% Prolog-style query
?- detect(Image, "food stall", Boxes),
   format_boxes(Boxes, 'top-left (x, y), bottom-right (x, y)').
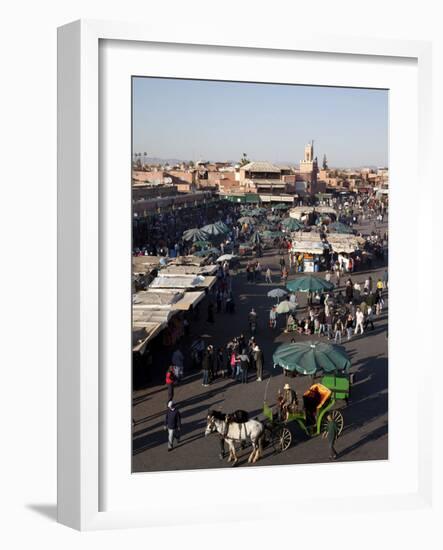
top-left (290, 236), bottom-right (327, 272)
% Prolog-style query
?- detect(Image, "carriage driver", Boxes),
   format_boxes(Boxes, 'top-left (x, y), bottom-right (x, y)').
top-left (278, 383), bottom-right (298, 421)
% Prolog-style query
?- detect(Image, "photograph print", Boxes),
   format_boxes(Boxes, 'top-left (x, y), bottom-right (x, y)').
top-left (131, 77), bottom-right (388, 472)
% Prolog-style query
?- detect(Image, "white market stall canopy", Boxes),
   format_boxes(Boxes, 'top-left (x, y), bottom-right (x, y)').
top-left (159, 264), bottom-right (218, 276)
top-left (291, 240), bottom-right (327, 255)
top-left (168, 255), bottom-right (208, 267)
top-left (293, 231), bottom-right (325, 241)
top-left (133, 290), bottom-right (184, 308)
top-left (149, 274), bottom-right (205, 289)
top-left (132, 307), bottom-right (178, 325)
top-left (132, 255), bottom-right (162, 275)
top-left (289, 206), bottom-right (337, 220)
top-left (172, 290), bottom-right (206, 311)
top-left (134, 287), bottom-right (205, 313)
top-left (327, 234), bottom-right (365, 254)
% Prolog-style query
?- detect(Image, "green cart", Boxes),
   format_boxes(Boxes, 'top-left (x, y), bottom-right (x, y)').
top-left (263, 374), bottom-right (350, 453)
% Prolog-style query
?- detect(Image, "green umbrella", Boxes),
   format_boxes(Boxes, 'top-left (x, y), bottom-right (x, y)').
top-left (281, 218), bottom-right (304, 231)
top-left (267, 215), bottom-right (281, 222)
top-left (286, 275), bottom-right (334, 293)
top-left (273, 341), bottom-right (351, 375)
top-left (263, 230), bottom-right (284, 239)
top-left (329, 222), bottom-right (353, 234)
top-left (272, 203), bottom-right (290, 210)
top-left (201, 223), bottom-right (225, 236)
top-left (214, 221), bottom-right (230, 234)
top-left (183, 228), bottom-right (209, 242)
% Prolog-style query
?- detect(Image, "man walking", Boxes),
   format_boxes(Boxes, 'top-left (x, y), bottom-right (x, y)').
top-left (253, 343), bottom-right (264, 382)
top-left (322, 412), bottom-right (338, 460)
top-left (265, 266), bottom-right (272, 284)
top-left (354, 307), bottom-right (364, 335)
top-left (269, 306), bottom-right (277, 329)
top-left (165, 401), bottom-right (181, 452)
top-left (172, 348), bottom-right (184, 381)
top-left (364, 305), bottom-right (375, 330)
top-left (334, 317), bottom-right (343, 344)
top-left (240, 352), bottom-right (249, 384)
top-left (202, 349), bottom-right (210, 387)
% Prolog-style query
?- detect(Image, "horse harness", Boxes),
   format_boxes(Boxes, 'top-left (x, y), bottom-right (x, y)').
top-left (223, 410), bottom-right (249, 440)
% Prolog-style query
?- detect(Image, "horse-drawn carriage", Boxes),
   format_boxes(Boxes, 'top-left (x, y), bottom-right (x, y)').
top-left (205, 342), bottom-right (352, 465)
top-left (263, 373), bottom-right (350, 453)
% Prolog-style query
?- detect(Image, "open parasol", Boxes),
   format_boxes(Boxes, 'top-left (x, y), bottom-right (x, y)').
top-left (286, 275), bottom-right (334, 293)
top-left (273, 341), bottom-right (351, 376)
top-left (183, 228), bottom-right (209, 242)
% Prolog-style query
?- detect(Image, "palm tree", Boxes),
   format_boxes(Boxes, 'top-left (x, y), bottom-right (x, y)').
top-left (240, 153), bottom-right (250, 166)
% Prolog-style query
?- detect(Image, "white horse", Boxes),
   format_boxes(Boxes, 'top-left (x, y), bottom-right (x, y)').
top-left (205, 411), bottom-right (264, 465)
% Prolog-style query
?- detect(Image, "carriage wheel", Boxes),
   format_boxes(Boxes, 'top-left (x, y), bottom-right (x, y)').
top-left (272, 426), bottom-right (292, 453)
top-left (321, 410), bottom-right (344, 436)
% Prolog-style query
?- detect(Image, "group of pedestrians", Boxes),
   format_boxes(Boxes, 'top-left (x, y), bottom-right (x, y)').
top-left (198, 334), bottom-right (265, 386)
top-left (245, 261), bottom-right (263, 283)
top-left (276, 273), bottom-right (387, 344)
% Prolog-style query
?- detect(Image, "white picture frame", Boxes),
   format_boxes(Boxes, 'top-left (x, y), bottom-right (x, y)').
top-left (58, 19), bottom-right (434, 531)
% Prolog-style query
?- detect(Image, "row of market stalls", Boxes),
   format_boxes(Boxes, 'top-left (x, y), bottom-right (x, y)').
top-left (289, 231), bottom-right (366, 272)
top-left (132, 254), bottom-right (218, 365)
top-left (289, 206), bottom-right (337, 224)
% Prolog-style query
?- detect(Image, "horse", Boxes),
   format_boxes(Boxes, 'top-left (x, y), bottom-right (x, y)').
top-left (205, 410), bottom-right (264, 466)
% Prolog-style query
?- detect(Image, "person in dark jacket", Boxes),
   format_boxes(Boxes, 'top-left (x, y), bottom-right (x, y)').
top-left (345, 280), bottom-right (354, 303)
top-left (239, 351), bottom-right (249, 383)
top-left (165, 401), bottom-right (181, 451)
top-left (322, 412), bottom-right (338, 460)
top-left (207, 345), bottom-right (215, 381)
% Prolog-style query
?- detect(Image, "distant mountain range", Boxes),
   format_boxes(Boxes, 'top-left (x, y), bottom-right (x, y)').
top-left (134, 157), bottom-right (186, 165)
top-left (134, 156), bottom-right (385, 171)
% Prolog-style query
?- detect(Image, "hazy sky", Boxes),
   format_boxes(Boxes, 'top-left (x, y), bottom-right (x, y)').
top-left (132, 77), bottom-right (388, 168)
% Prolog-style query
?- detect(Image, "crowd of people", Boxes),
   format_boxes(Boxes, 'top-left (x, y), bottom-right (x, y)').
top-left (271, 271), bottom-right (388, 344)
top-left (140, 193), bottom-right (389, 459)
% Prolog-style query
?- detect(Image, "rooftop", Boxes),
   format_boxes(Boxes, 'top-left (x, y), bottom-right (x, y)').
top-left (241, 161), bottom-right (281, 173)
